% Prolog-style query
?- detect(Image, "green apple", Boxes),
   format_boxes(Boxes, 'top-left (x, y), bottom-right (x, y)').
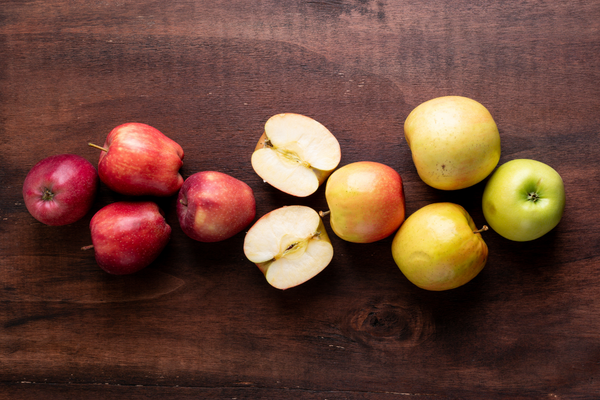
top-left (404, 96), bottom-right (501, 190)
top-left (324, 161), bottom-right (405, 243)
top-left (482, 159), bottom-right (566, 241)
top-left (392, 202), bottom-right (488, 291)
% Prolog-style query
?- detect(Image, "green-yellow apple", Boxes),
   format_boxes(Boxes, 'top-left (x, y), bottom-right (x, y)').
top-left (89, 122), bottom-right (184, 197)
top-left (243, 205), bottom-right (333, 290)
top-left (251, 113), bottom-right (341, 197)
top-left (324, 161), bottom-right (405, 243)
top-left (392, 202), bottom-right (488, 291)
top-left (23, 154), bottom-right (99, 226)
top-left (84, 201), bottom-right (171, 275)
top-left (404, 96), bottom-right (501, 190)
top-left (177, 171), bottom-right (256, 242)
top-left (482, 159), bottom-right (566, 241)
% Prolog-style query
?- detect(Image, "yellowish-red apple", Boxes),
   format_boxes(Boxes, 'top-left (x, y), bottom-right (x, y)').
top-left (324, 161), bottom-right (405, 243)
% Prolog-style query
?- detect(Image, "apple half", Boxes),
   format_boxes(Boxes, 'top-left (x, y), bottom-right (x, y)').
top-left (243, 205), bottom-right (334, 289)
top-left (251, 113), bottom-right (341, 197)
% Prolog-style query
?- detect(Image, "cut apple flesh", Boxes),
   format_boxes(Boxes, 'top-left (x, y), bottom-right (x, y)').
top-left (243, 205), bottom-right (334, 289)
top-left (251, 113), bottom-right (341, 197)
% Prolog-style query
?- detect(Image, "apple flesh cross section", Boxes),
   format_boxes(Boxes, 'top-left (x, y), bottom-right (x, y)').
top-left (251, 113), bottom-right (341, 197)
top-left (243, 205), bottom-right (334, 290)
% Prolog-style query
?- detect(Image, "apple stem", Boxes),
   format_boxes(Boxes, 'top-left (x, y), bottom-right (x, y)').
top-left (81, 245), bottom-right (94, 251)
top-left (319, 210), bottom-right (330, 218)
top-left (473, 225), bottom-right (489, 234)
top-left (88, 143), bottom-right (108, 152)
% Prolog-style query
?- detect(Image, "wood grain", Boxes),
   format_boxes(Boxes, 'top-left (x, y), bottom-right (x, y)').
top-left (2, 0), bottom-right (600, 398)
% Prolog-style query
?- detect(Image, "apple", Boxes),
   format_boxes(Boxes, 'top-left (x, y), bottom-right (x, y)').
top-left (404, 96), bottom-right (501, 190)
top-left (22, 154), bottom-right (99, 226)
top-left (251, 113), bottom-right (341, 197)
top-left (243, 205), bottom-right (333, 290)
top-left (88, 122), bottom-right (184, 197)
top-left (177, 171), bottom-right (256, 242)
top-left (392, 202), bottom-right (488, 291)
top-left (84, 201), bottom-right (171, 275)
top-left (482, 159), bottom-right (566, 241)
top-left (323, 161), bottom-right (405, 243)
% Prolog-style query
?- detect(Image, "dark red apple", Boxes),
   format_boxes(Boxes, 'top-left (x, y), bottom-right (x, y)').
top-left (86, 201), bottom-right (171, 275)
top-left (22, 154), bottom-right (99, 226)
top-left (89, 123), bottom-right (184, 197)
top-left (177, 171), bottom-right (256, 242)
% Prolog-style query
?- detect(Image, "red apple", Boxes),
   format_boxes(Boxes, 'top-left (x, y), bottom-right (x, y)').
top-left (177, 171), bottom-right (256, 242)
top-left (22, 154), bottom-right (99, 226)
top-left (89, 123), bottom-right (184, 197)
top-left (86, 201), bottom-right (171, 275)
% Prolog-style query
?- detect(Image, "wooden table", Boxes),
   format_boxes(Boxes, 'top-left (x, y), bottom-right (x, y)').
top-left (2, 1), bottom-right (599, 398)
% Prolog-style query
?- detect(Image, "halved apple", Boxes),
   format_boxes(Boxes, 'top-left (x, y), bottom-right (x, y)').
top-left (243, 205), bottom-right (334, 290)
top-left (251, 113), bottom-right (341, 197)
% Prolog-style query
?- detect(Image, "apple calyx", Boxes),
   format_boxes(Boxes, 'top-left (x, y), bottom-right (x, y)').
top-left (473, 225), bottom-right (489, 234)
top-left (41, 188), bottom-right (55, 201)
top-left (88, 143), bottom-right (109, 152)
top-left (527, 192), bottom-right (540, 202)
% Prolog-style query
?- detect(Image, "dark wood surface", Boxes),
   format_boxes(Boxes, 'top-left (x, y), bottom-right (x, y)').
top-left (2, 1), bottom-right (599, 398)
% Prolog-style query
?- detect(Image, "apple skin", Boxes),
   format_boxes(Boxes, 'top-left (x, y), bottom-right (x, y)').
top-left (325, 161), bottom-right (405, 243)
top-left (92, 122), bottom-right (184, 197)
top-left (392, 202), bottom-right (488, 291)
top-left (88, 201), bottom-right (171, 275)
top-left (22, 154), bottom-right (99, 226)
top-left (177, 171), bottom-right (256, 242)
top-left (404, 96), bottom-right (501, 190)
top-left (482, 159), bottom-right (566, 241)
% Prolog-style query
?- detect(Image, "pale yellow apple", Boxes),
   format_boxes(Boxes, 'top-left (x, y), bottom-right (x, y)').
top-left (391, 202), bottom-right (488, 291)
top-left (251, 113), bottom-right (341, 197)
top-left (243, 205), bottom-right (333, 290)
top-left (404, 96), bottom-right (501, 190)
top-left (324, 161), bottom-right (405, 243)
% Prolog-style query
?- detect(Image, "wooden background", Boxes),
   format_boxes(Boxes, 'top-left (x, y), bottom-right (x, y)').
top-left (2, 0), bottom-right (599, 398)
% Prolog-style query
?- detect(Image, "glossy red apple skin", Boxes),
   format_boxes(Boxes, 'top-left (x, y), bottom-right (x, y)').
top-left (22, 154), bottom-right (99, 226)
top-left (177, 171), bottom-right (256, 242)
top-left (89, 201), bottom-right (171, 275)
top-left (95, 123), bottom-right (184, 196)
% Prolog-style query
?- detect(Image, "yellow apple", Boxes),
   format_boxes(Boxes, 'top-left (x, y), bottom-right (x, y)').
top-left (324, 161), bottom-right (405, 243)
top-left (251, 113), bottom-right (341, 197)
top-left (391, 202), bottom-right (488, 291)
top-left (404, 96), bottom-right (501, 190)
